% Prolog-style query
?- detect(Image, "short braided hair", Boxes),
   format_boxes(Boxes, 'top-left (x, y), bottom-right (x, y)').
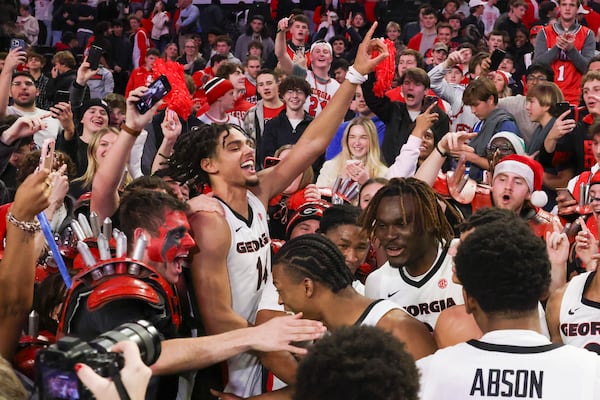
top-left (274, 234), bottom-right (354, 292)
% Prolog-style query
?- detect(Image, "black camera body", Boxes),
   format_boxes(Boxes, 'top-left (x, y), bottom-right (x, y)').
top-left (36, 320), bottom-right (160, 400)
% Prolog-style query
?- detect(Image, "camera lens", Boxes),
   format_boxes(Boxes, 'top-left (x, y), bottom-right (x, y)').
top-left (90, 320), bottom-right (161, 365)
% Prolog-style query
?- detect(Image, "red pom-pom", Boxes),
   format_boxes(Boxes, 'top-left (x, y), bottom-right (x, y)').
top-left (152, 58), bottom-right (192, 120)
top-left (373, 39), bottom-right (397, 97)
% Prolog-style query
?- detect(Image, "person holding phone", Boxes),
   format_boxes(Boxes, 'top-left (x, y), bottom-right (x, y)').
top-left (316, 116), bottom-right (388, 188)
top-left (0, 49), bottom-right (72, 149)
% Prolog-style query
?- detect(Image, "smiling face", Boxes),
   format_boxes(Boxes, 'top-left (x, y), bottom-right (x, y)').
top-left (82, 106), bottom-right (110, 134)
top-left (373, 195), bottom-right (434, 269)
top-left (491, 171), bottom-right (530, 213)
top-left (310, 44), bottom-right (333, 70)
top-left (207, 127), bottom-right (258, 187)
top-left (145, 210), bottom-right (195, 284)
top-left (273, 263), bottom-right (309, 315)
top-left (283, 88), bottom-right (307, 112)
top-left (347, 125), bottom-right (369, 160)
top-left (420, 129), bottom-right (435, 160)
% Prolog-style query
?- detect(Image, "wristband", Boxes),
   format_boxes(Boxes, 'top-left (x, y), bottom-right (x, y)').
top-left (121, 124), bottom-right (142, 137)
top-left (7, 211), bottom-right (41, 233)
top-left (435, 143), bottom-right (448, 157)
top-left (345, 66), bottom-right (368, 84)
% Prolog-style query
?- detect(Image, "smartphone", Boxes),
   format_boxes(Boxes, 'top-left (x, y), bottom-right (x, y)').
top-left (10, 38), bottom-right (26, 51)
top-left (54, 90), bottom-right (70, 105)
top-left (556, 187), bottom-right (576, 202)
top-left (87, 45), bottom-right (103, 70)
top-left (39, 139), bottom-right (55, 171)
top-left (135, 75), bottom-right (171, 114)
top-left (263, 156), bottom-right (280, 169)
top-left (554, 102), bottom-right (575, 119)
top-left (489, 48), bottom-right (506, 71)
top-left (423, 95), bottom-right (438, 110)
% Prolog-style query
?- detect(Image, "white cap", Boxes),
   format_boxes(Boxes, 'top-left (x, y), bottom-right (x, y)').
top-left (469, 0), bottom-right (487, 7)
top-left (578, 4), bottom-right (590, 14)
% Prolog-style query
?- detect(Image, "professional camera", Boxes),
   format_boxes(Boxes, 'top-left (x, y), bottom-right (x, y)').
top-left (36, 320), bottom-right (161, 400)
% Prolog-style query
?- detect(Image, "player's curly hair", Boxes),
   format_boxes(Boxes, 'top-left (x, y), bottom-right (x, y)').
top-left (294, 325), bottom-right (420, 400)
top-left (359, 177), bottom-right (454, 244)
top-left (164, 123), bottom-right (250, 186)
top-left (457, 207), bottom-right (516, 233)
top-left (274, 234), bottom-right (354, 293)
top-left (455, 216), bottom-right (550, 315)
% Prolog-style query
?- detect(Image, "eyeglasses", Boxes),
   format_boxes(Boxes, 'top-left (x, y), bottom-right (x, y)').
top-left (486, 144), bottom-right (514, 154)
top-left (11, 81), bottom-right (35, 87)
top-left (526, 75), bottom-right (548, 83)
top-left (285, 89), bottom-right (305, 96)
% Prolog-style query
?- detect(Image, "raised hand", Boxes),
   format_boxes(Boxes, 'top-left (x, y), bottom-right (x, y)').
top-left (352, 22), bottom-right (388, 75)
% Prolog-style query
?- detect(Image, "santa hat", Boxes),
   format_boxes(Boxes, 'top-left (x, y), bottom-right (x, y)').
top-left (494, 154), bottom-right (548, 208)
top-left (203, 77), bottom-right (234, 105)
top-left (495, 70), bottom-right (512, 86)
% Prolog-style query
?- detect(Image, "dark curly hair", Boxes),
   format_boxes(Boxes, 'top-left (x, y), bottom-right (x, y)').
top-left (164, 124), bottom-right (250, 186)
top-left (274, 234), bottom-right (354, 293)
top-left (457, 207), bottom-right (516, 234)
top-left (319, 204), bottom-right (361, 234)
top-left (294, 325), bottom-right (420, 400)
top-left (359, 177), bottom-right (454, 244)
top-left (455, 216), bottom-right (550, 315)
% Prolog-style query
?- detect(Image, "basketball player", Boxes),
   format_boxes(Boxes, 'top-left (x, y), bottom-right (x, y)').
top-left (417, 216), bottom-right (600, 400)
top-left (273, 234), bottom-right (437, 360)
top-left (360, 177), bottom-right (464, 331)
top-left (164, 24), bottom-right (388, 397)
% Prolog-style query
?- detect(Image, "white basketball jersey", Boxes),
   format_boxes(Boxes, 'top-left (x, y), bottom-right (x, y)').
top-left (304, 70), bottom-right (340, 117)
top-left (218, 191), bottom-right (271, 396)
top-left (364, 240), bottom-right (464, 331)
top-left (417, 330), bottom-right (600, 400)
top-left (559, 271), bottom-right (600, 353)
top-left (357, 299), bottom-right (408, 326)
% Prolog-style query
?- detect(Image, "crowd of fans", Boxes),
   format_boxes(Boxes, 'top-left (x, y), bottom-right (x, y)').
top-left (1, 0), bottom-right (600, 398)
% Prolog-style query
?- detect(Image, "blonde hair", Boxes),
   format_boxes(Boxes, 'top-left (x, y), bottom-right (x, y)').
top-left (334, 117), bottom-right (387, 179)
top-left (75, 127), bottom-right (123, 189)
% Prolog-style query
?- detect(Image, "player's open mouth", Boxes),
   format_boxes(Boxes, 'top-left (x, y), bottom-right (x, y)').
top-left (241, 160), bottom-right (256, 172)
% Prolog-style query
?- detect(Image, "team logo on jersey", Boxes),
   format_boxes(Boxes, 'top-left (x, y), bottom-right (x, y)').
top-left (438, 278), bottom-right (448, 289)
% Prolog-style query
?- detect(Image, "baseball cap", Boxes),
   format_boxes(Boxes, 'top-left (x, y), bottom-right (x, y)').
top-left (469, 0), bottom-right (487, 7)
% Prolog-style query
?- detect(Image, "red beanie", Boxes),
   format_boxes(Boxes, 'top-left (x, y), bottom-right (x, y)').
top-left (203, 77), bottom-right (234, 105)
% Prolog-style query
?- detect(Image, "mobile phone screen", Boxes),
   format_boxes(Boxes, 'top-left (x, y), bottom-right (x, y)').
top-left (135, 75), bottom-right (171, 114)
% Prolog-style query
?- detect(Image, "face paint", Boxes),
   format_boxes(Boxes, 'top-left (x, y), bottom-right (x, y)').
top-left (147, 210), bottom-right (194, 263)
